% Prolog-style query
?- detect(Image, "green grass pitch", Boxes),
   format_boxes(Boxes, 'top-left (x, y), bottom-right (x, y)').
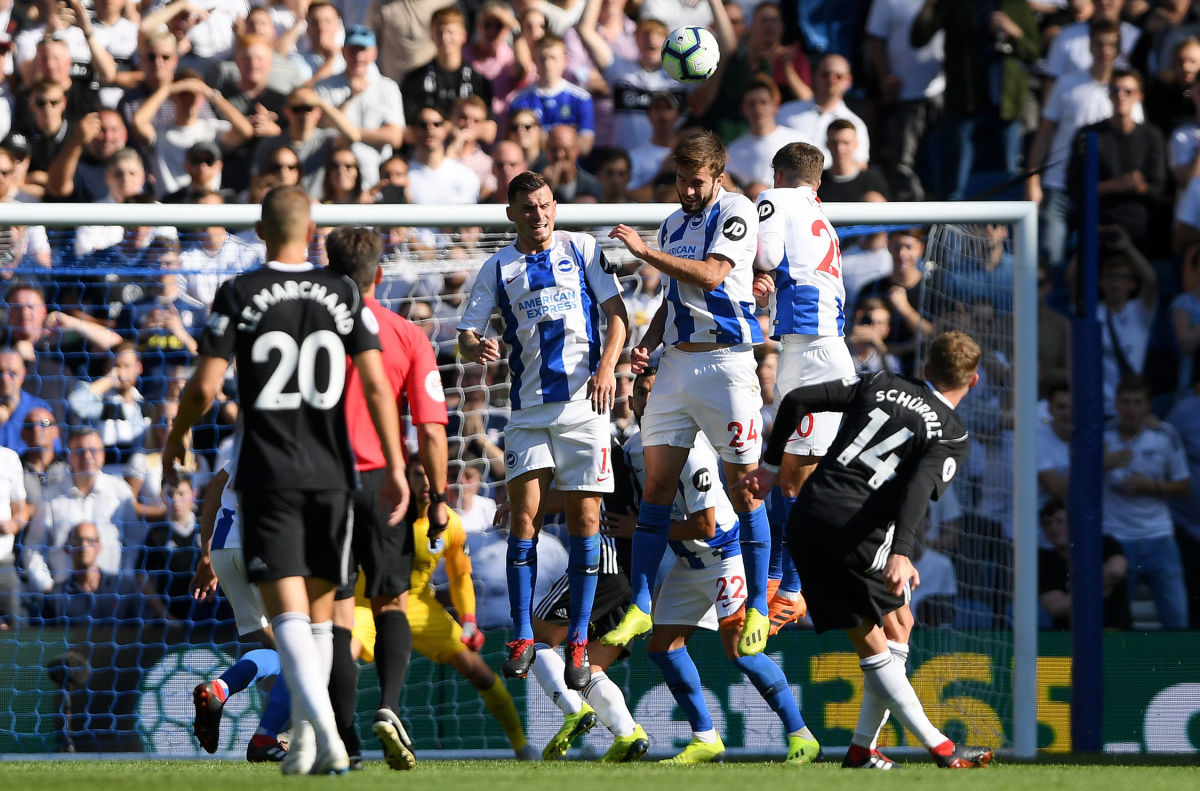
top-left (2, 759), bottom-right (1198, 791)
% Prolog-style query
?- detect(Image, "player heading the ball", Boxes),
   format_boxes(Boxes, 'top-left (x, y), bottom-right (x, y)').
top-left (457, 171), bottom-right (629, 691)
top-left (602, 131), bottom-right (775, 657)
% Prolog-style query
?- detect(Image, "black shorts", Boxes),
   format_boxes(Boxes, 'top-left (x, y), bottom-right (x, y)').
top-left (335, 468), bottom-right (413, 601)
top-left (790, 521), bottom-right (907, 635)
top-left (240, 488), bottom-right (353, 586)
top-left (534, 571), bottom-right (632, 644)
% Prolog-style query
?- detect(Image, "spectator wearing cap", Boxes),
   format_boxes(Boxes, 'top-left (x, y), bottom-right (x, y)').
top-left (401, 6), bottom-right (494, 138)
top-left (45, 109), bottom-right (129, 202)
top-left (163, 142), bottom-right (236, 203)
top-left (508, 34), bottom-right (595, 155)
top-left (314, 23), bottom-right (405, 189)
top-left (627, 91), bottom-right (679, 200)
top-left (204, 34), bottom-right (290, 195)
top-left (725, 74), bottom-right (807, 194)
top-left (251, 85), bottom-right (359, 199)
top-left (131, 67), bottom-right (253, 199)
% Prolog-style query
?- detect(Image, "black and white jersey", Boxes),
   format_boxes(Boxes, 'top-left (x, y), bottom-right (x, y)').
top-left (767, 371), bottom-right (969, 557)
top-left (199, 262), bottom-right (381, 492)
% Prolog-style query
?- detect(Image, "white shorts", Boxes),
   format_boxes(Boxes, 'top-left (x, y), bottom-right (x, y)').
top-left (211, 547), bottom-right (270, 636)
top-left (504, 400), bottom-right (614, 493)
top-left (776, 335), bottom-right (856, 456)
top-left (641, 345), bottom-right (764, 465)
top-left (653, 549), bottom-right (747, 631)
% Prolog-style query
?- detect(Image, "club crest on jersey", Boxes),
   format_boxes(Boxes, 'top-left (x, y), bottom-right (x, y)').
top-left (757, 200), bottom-right (774, 221)
top-left (689, 213), bottom-right (705, 229)
top-left (942, 457), bottom-right (957, 482)
top-left (722, 217), bottom-right (748, 241)
top-left (692, 468), bottom-right (712, 492)
top-left (555, 258), bottom-right (575, 274)
top-left (505, 450), bottom-right (517, 468)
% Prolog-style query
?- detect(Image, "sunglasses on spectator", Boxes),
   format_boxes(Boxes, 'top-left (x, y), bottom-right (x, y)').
top-left (70, 537), bottom-right (101, 547)
top-left (268, 161), bottom-right (300, 173)
top-left (147, 52), bottom-right (176, 61)
top-left (24, 418), bottom-right (55, 429)
top-left (33, 98), bottom-right (63, 108)
top-left (416, 119), bottom-right (445, 128)
top-left (331, 160), bottom-right (358, 170)
top-left (289, 104), bottom-right (318, 113)
top-left (482, 18), bottom-right (505, 31)
top-left (509, 121), bottom-right (536, 131)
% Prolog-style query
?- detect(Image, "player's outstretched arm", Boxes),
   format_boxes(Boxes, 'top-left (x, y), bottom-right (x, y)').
top-left (164, 355), bottom-right (229, 491)
top-left (354, 348), bottom-right (410, 524)
top-left (609, 224), bottom-right (734, 291)
top-left (190, 466), bottom-right (230, 602)
top-left (587, 295), bottom-right (629, 414)
top-left (446, 535), bottom-right (484, 650)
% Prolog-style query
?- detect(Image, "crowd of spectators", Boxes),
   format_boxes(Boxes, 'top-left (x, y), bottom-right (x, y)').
top-left (4, 0), bottom-right (1200, 747)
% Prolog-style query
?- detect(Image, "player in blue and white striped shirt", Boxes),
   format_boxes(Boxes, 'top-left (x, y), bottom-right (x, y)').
top-left (457, 171), bottom-right (628, 690)
top-left (752, 141), bottom-right (857, 636)
top-left (602, 132), bottom-right (775, 658)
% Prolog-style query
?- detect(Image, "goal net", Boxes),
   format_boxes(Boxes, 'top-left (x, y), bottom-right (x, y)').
top-left (0, 201), bottom-right (1037, 759)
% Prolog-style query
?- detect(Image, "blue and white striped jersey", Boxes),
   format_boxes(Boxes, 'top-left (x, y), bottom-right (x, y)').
top-left (458, 230), bottom-right (621, 411)
top-left (624, 430), bottom-right (740, 563)
top-left (658, 187), bottom-right (762, 346)
top-left (508, 81), bottom-right (596, 135)
top-left (755, 185), bottom-right (847, 339)
top-left (212, 462), bottom-right (241, 552)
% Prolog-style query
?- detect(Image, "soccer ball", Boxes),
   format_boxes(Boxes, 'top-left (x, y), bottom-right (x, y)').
top-left (661, 26), bottom-right (720, 84)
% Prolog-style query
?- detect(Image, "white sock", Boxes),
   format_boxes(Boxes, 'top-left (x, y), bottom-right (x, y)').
top-left (532, 644), bottom-right (584, 716)
top-left (693, 728), bottom-right (717, 744)
top-left (855, 641), bottom-right (909, 748)
top-left (583, 671), bottom-right (635, 737)
top-left (273, 613), bottom-right (338, 742)
top-left (312, 620), bottom-right (334, 685)
top-left (860, 652), bottom-right (946, 749)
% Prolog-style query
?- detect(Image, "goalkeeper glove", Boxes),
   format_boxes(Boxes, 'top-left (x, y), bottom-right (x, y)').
top-left (460, 615), bottom-right (485, 651)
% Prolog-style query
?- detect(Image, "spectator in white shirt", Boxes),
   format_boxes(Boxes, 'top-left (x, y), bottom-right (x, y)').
top-left (23, 427), bottom-right (141, 593)
top-left (0, 443), bottom-right (27, 628)
top-left (450, 462), bottom-right (497, 536)
top-left (777, 53), bottom-right (869, 168)
top-left (406, 105), bottom-right (481, 204)
top-left (725, 74), bottom-right (806, 194)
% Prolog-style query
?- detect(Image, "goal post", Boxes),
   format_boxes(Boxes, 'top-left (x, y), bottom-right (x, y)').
top-left (0, 199), bottom-right (1038, 759)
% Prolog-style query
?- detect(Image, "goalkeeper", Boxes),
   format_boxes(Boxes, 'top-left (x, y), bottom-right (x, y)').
top-left (347, 455), bottom-right (536, 760)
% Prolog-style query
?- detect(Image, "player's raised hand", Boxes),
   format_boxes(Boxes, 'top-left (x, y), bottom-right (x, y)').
top-left (460, 615), bottom-right (485, 651)
top-left (883, 554), bottom-right (919, 597)
top-left (737, 466), bottom-right (776, 499)
top-left (629, 345), bottom-right (653, 374)
top-left (189, 555), bottom-right (219, 601)
top-left (382, 466), bottom-right (411, 526)
top-left (588, 366), bottom-right (616, 413)
top-left (609, 224), bottom-right (648, 258)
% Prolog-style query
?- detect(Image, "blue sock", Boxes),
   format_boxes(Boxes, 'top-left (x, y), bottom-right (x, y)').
top-left (779, 495), bottom-right (801, 595)
top-left (732, 652), bottom-right (805, 733)
top-left (506, 535), bottom-right (537, 641)
top-left (219, 648), bottom-right (280, 696)
top-left (648, 646), bottom-right (713, 732)
top-left (258, 674), bottom-right (291, 737)
top-left (567, 533), bottom-right (600, 644)
top-left (767, 487), bottom-right (786, 581)
top-left (738, 503), bottom-right (771, 613)
top-left (630, 501), bottom-right (673, 613)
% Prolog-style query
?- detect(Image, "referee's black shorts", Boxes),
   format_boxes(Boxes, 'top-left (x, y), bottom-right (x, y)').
top-left (335, 467), bottom-right (413, 601)
top-left (240, 488), bottom-right (353, 585)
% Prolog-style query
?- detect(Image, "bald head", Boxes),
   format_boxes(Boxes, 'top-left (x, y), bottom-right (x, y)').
top-left (258, 185), bottom-right (314, 254)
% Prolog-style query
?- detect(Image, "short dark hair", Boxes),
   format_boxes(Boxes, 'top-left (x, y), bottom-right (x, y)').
top-left (507, 170), bottom-right (550, 203)
top-left (1110, 67), bottom-right (1144, 93)
top-left (1115, 373), bottom-right (1151, 398)
top-left (1045, 378), bottom-right (1071, 402)
top-left (772, 141), bottom-right (824, 187)
top-left (67, 426), bottom-right (101, 446)
top-left (1088, 18), bottom-right (1120, 42)
top-left (325, 225), bottom-right (382, 289)
top-left (1039, 498), bottom-right (1065, 525)
top-left (595, 146), bottom-right (632, 173)
top-left (826, 118), bottom-right (857, 137)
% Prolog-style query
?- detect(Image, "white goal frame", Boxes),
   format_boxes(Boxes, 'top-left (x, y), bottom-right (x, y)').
top-left (0, 199), bottom-right (1038, 760)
